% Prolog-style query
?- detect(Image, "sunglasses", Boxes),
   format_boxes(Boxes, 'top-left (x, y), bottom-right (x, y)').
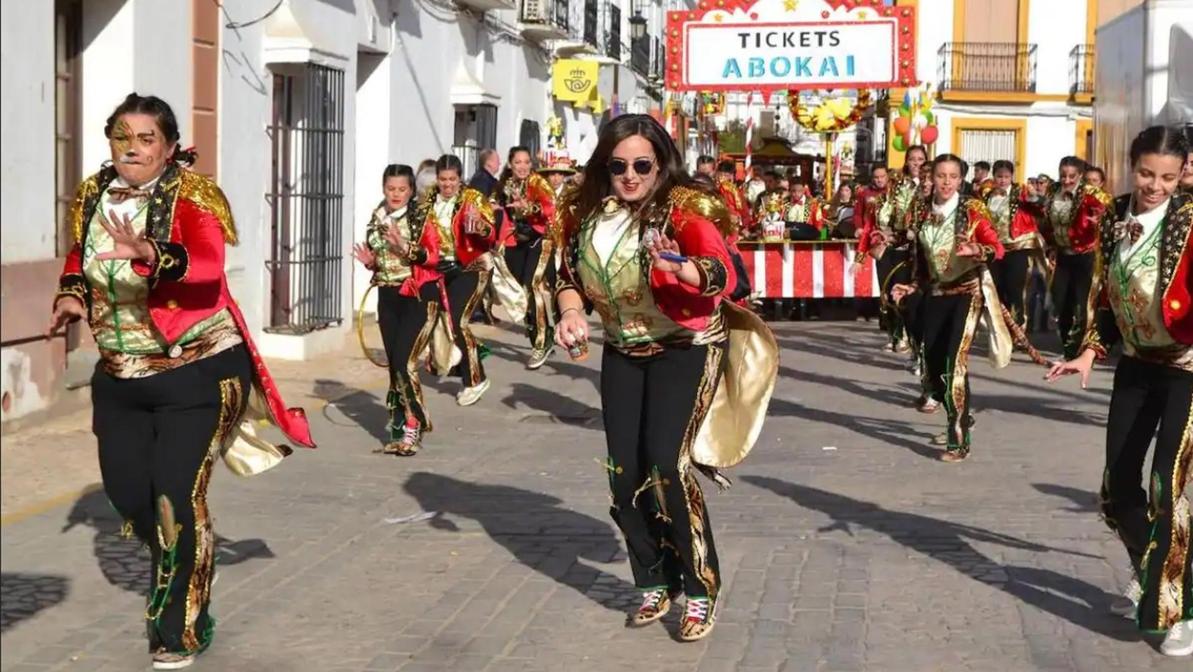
top-left (608, 158), bottom-right (656, 177)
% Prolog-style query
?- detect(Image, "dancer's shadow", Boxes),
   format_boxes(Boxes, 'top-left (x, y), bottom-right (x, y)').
top-left (743, 476), bottom-right (1133, 640)
top-left (315, 379), bottom-right (390, 443)
top-left (404, 472), bottom-right (635, 612)
top-left (62, 489), bottom-right (276, 595)
top-left (0, 573), bottom-right (69, 633)
top-left (500, 382), bottom-right (602, 429)
top-left (1033, 483), bottom-right (1099, 513)
top-left (775, 336), bottom-right (909, 372)
top-left (767, 396), bottom-right (940, 459)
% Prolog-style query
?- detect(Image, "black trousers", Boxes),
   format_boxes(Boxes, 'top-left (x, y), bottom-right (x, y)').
top-left (441, 266), bottom-right (487, 387)
top-left (920, 291), bottom-right (982, 454)
top-left (92, 346), bottom-right (252, 655)
top-left (601, 343), bottom-right (724, 598)
top-left (876, 247), bottom-right (911, 346)
top-left (989, 249), bottom-right (1031, 330)
top-left (1102, 356), bottom-right (1193, 632)
top-left (504, 238), bottom-right (555, 351)
top-left (377, 286), bottom-right (435, 437)
top-left (1050, 252), bottom-right (1095, 359)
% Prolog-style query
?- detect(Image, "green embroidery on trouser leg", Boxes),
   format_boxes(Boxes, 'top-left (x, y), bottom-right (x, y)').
top-left (384, 388), bottom-right (402, 441)
top-left (146, 495), bottom-right (182, 624)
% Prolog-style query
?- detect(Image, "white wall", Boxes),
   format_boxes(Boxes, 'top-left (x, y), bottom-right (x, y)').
top-left (1027, 0), bottom-right (1088, 95)
top-left (218, 0), bottom-right (276, 341)
top-left (0, 0), bottom-right (56, 263)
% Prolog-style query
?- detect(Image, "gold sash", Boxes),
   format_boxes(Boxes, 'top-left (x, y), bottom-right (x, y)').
top-left (979, 268), bottom-right (1014, 369)
top-left (486, 250), bottom-right (529, 323)
top-left (691, 302), bottom-right (779, 469)
top-left (221, 387), bottom-right (293, 476)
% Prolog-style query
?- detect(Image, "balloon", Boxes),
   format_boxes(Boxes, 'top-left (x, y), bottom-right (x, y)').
top-left (892, 135), bottom-right (907, 153)
top-left (923, 110), bottom-right (935, 125)
top-left (893, 117), bottom-right (910, 134)
top-left (921, 126), bottom-right (939, 145)
top-left (912, 113), bottom-right (928, 130)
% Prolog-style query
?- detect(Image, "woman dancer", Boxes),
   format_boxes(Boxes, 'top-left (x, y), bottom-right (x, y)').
top-left (497, 146), bottom-right (558, 369)
top-left (892, 154), bottom-right (1006, 461)
top-left (1047, 126), bottom-right (1192, 657)
top-left (409, 155), bottom-right (497, 406)
top-left (553, 115), bottom-right (777, 641)
top-left (1038, 156), bottom-right (1113, 359)
top-left (981, 160), bottom-right (1043, 330)
top-left (47, 94), bottom-right (314, 669)
top-left (352, 164), bottom-right (442, 455)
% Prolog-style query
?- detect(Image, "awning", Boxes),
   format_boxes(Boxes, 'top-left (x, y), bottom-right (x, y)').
top-left (450, 62), bottom-right (501, 106)
top-left (262, 0), bottom-right (348, 67)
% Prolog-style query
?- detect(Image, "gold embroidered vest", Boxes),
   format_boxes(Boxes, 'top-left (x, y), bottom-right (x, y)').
top-left (366, 204), bottom-right (413, 285)
top-left (1108, 220), bottom-right (1193, 370)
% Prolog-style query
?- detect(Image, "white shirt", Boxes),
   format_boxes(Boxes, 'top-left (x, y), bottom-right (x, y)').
top-left (931, 192), bottom-right (960, 218)
top-left (1118, 197), bottom-right (1170, 262)
top-left (592, 208), bottom-right (634, 265)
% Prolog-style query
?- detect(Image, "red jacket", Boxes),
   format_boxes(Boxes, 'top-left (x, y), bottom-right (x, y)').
top-left (1085, 193), bottom-right (1193, 352)
top-left (907, 197), bottom-right (1005, 286)
top-left (556, 185), bottom-right (737, 333)
top-left (717, 177), bottom-right (753, 239)
top-left (55, 164), bottom-right (314, 449)
top-left (980, 182), bottom-right (1042, 243)
top-left (787, 195), bottom-right (824, 231)
top-left (411, 187), bottom-right (498, 268)
top-left (1039, 183), bottom-right (1112, 254)
top-left (499, 173), bottom-right (556, 247)
top-left (854, 184), bottom-right (889, 256)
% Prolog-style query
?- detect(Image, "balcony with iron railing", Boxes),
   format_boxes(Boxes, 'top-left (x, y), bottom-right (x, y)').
top-left (1069, 44), bottom-right (1095, 98)
top-left (520, 0), bottom-right (569, 42)
top-left (937, 42), bottom-right (1038, 96)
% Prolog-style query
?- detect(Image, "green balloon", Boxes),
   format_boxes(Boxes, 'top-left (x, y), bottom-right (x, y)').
top-left (923, 110), bottom-right (935, 125)
top-left (892, 135), bottom-right (907, 152)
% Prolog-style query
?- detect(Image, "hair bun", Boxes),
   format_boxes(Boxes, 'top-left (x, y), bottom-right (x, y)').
top-left (173, 144), bottom-right (199, 167)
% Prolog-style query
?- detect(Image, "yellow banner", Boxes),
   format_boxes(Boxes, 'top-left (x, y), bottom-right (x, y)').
top-left (552, 59), bottom-right (598, 103)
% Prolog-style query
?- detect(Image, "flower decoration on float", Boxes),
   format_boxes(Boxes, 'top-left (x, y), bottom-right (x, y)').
top-left (891, 83), bottom-right (938, 152)
top-left (699, 91), bottom-right (727, 116)
top-left (790, 89), bottom-right (872, 134)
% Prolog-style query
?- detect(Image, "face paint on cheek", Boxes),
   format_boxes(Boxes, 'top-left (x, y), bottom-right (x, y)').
top-left (111, 119), bottom-right (134, 156)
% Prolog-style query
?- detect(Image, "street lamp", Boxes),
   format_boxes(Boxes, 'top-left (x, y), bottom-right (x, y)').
top-left (629, 7), bottom-right (647, 41)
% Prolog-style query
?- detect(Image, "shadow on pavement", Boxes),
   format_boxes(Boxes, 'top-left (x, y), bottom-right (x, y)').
top-left (61, 489), bottom-right (277, 595)
top-left (315, 379), bottom-right (390, 444)
top-left (766, 396), bottom-right (940, 459)
top-left (743, 476), bottom-right (1134, 641)
top-left (500, 382), bottom-right (602, 429)
top-left (403, 472), bottom-right (635, 612)
top-left (1033, 483), bottom-right (1099, 513)
top-left (0, 573), bottom-right (69, 633)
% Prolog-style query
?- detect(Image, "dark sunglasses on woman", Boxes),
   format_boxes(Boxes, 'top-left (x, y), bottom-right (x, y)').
top-left (608, 158), bottom-right (656, 176)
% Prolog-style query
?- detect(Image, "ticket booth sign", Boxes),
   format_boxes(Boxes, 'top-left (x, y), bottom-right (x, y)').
top-left (666, 0), bottom-right (917, 93)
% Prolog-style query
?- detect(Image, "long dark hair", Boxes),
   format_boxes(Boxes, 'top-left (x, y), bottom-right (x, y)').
top-left (573, 114), bottom-right (694, 220)
top-left (1128, 125), bottom-right (1190, 165)
top-left (104, 93), bottom-right (197, 165)
top-left (498, 145), bottom-right (533, 187)
top-left (902, 145), bottom-right (928, 175)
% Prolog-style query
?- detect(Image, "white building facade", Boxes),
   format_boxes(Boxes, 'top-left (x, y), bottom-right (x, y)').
top-left (888, 0), bottom-right (1145, 179)
top-left (0, 0), bottom-right (672, 422)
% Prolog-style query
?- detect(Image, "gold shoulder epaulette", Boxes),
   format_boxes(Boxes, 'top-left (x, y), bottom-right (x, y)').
top-left (178, 170), bottom-right (237, 245)
top-left (1081, 183), bottom-right (1113, 208)
top-left (69, 173), bottom-right (103, 244)
top-left (668, 184), bottom-right (734, 236)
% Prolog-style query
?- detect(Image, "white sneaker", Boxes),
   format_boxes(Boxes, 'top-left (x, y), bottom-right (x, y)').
top-left (456, 379), bottom-right (491, 407)
top-left (1161, 620), bottom-right (1193, 657)
top-left (152, 652), bottom-right (196, 669)
top-left (527, 346), bottom-right (552, 370)
top-left (1108, 576), bottom-right (1141, 618)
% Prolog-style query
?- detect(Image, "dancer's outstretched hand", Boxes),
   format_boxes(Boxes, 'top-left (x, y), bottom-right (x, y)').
top-left (890, 283), bottom-right (915, 304)
top-left (1045, 349), bottom-right (1096, 388)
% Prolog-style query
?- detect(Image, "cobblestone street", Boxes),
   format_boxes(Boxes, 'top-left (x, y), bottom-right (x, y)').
top-left (1, 320), bottom-right (1187, 672)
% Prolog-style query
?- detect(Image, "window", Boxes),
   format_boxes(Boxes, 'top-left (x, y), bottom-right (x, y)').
top-left (267, 64), bottom-right (346, 333)
top-left (951, 117), bottom-right (1026, 171)
top-left (519, 119), bottom-right (541, 162)
top-left (452, 104), bottom-right (497, 176)
top-left (55, 0), bottom-right (82, 257)
top-left (583, 0), bottom-right (598, 48)
top-left (960, 0), bottom-right (1018, 43)
top-left (606, 4), bottom-right (621, 61)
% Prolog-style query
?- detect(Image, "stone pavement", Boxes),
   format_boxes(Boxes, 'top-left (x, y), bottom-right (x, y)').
top-left (1, 319), bottom-right (1188, 672)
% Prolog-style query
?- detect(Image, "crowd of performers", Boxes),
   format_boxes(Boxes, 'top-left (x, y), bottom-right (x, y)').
top-left (47, 87), bottom-right (1190, 667)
